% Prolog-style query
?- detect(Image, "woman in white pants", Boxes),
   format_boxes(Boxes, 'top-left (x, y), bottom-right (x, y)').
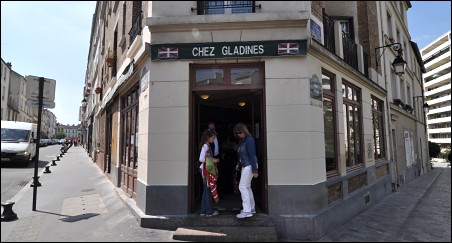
top-left (233, 123), bottom-right (258, 219)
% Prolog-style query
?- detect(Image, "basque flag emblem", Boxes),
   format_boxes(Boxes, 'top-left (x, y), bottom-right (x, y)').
top-left (278, 43), bottom-right (299, 55)
top-left (158, 47), bottom-right (179, 59)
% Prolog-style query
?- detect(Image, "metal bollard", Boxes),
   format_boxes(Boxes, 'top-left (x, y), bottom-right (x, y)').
top-left (30, 176), bottom-right (41, 187)
top-left (56, 155), bottom-right (60, 161)
top-left (43, 165), bottom-right (52, 173)
top-left (51, 159), bottom-right (57, 166)
top-left (1, 201), bottom-right (18, 221)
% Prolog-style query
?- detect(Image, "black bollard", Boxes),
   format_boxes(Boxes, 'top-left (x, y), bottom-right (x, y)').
top-left (51, 159), bottom-right (57, 166)
top-left (30, 176), bottom-right (41, 187)
top-left (1, 201), bottom-right (18, 221)
top-left (43, 165), bottom-right (52, 173)
top-left (56, 156), bottom-right (60, 161)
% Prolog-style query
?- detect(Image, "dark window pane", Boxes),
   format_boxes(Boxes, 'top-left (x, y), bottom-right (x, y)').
top-left (323, 98), bottom-right (336, 171)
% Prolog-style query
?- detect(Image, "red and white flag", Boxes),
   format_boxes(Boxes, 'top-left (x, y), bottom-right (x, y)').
top-left (278, 43), bottom-right (299, 55)
top-left (158, 47), bottom-right (178, 59)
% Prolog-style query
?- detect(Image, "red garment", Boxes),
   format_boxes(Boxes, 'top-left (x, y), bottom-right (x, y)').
top-left (202, 162), bottom-right (219, 203)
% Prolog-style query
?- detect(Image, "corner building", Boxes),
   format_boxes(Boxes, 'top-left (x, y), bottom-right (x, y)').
top-left (82, 1), bottom-right (429, 240)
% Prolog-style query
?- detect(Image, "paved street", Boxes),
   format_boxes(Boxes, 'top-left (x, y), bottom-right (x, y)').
top-left (317, 165), bottom-right (451, 242)
top-left (1, 146), bottom-right (179, 242)
top-left (1, 146), bottom-right (450, 242)
top-left (1, 145), bottom-right (61, 202)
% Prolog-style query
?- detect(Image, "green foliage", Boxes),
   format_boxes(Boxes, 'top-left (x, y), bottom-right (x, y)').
top-left (56, 130), bottom-right (67, 139)
top-left (428, 141), bottom-right (441, 158)
top-left (448, 150), bottom-right (452, 162)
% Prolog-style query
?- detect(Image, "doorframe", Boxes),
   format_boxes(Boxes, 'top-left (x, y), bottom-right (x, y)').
top-left (188, 62), bottom-right (268, 213)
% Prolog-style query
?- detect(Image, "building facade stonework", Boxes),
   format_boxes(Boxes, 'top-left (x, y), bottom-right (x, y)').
top-left (82, 1), bottom-right (429, 240)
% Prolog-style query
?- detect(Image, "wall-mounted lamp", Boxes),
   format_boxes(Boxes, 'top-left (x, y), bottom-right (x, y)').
top-left (238, 101), bottom-right (246, 107)
top-left (375, 42), bottom-right (407, 77)
top-left (200, 94), bottom-right (210, 100)
top-left (81, 98), bottom-right (87, 107)
top-left (413, 95), bottom-right (430, 113)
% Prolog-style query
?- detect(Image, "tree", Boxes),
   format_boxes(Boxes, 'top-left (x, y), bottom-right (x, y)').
top-left (56, 130), bottom-right (67, 139)
top-left (428, 141), bottom-right (441, 158)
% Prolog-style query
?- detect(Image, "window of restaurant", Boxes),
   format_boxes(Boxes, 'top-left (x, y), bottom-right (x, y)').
top-left (372, 96), bottom-right (386, 160)
top-left (342, 80), bottom-right (362, 168)
top-left (322, 69), bottom-right (338, 176)
top-left (120, 85), bottom-right (139, 198)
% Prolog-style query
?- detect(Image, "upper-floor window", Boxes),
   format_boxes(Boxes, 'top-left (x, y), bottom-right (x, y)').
top-left (195, 1), bottom-right (256, 15)
top-left (386, 12), bottom-right (393, 38)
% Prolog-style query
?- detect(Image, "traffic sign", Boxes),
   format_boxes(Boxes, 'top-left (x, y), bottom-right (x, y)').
top-left (25, 100), bottom-right (55, 108)
top-left (25, 76), bottom-right (56, 102)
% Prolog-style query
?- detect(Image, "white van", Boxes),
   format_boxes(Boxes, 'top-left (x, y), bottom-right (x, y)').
top-left (1, 121), bottom-right (38, 165)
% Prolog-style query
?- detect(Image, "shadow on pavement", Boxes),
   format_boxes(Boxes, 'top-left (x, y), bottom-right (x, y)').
top-left (1, 160), bottom-right (50, 169)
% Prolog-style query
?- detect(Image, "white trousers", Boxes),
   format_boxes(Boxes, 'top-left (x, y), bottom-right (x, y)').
top-left (239, 165), bottom-right (255, 212)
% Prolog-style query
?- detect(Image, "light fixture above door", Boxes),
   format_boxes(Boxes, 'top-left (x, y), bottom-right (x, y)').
top-left (200, 94), bottom-right (210, 100)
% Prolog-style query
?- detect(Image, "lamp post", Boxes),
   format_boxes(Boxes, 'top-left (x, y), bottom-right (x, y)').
top-left (375, 42), bottom-right (408, 191)
top-left (375, 42), bottom-right (407, 77)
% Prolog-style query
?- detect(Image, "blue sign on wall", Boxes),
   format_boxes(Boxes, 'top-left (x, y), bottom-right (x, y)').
top-left (310, 19), bottom-right (322, 43)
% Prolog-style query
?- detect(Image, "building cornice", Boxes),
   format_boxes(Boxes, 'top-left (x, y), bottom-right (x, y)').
top-left (146, 11), bottom-right (309, 33)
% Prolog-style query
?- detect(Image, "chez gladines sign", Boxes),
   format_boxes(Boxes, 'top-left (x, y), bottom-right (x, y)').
top-left (150, 39), bottom-right (307, 60)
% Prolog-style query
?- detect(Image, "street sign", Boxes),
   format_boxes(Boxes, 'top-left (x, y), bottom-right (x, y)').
top-left (25, 100), bottom-right (55, 108)
top-left (25, 75), bottom-right (56, 102)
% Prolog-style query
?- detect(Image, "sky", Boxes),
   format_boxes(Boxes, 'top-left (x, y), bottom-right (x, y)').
top-left (1, 1), bottom-right (96, 125)
top-left (1, 1), bottom-right (451, 125)
top-left (407, 1), bottom-right (451, 49)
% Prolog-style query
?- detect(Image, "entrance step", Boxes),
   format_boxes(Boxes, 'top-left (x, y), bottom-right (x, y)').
top-left (140, 213), bottom-right (276, 230)
top-left (173, 226), bottom-right (278, 242)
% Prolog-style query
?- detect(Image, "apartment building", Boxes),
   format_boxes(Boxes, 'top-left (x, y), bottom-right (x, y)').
top-left (421, 31), bottom-right (451, 151)
top-left (1, 59), bottom-right (12, 120)
top-left (81, 1), bottom-right (429, 240)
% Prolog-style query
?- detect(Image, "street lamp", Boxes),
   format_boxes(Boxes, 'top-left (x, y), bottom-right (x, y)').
top-left (81, 97), bottom-right (87, 107)
top-left (375, 42), bottom-right (407, 77)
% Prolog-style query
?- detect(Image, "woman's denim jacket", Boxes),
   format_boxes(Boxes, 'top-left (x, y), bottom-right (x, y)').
top-left (238, 135), bottom-right (258, 172)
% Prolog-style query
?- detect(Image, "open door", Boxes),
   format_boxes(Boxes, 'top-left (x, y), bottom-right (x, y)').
top-left (190, 89), bottom-right (267, 214)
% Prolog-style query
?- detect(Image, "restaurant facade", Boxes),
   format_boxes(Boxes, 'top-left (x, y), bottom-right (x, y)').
top-left (81, 1), bottom-right (430, 240)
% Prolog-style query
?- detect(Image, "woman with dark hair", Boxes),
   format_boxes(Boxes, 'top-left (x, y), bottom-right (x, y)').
top-left (233, 123), bottom-right (258, 219)
top-left (198, 129), bottom-right (220, 217)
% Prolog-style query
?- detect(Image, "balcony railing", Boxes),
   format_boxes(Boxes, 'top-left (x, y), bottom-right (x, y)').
top-left (323, 10), bottom-right (335, 53)
top-left (342, 32), bottom-right (358, 70)
top-left (128, 11), bottom-right (143, 44)
top-left (192, 1), bottom-right (261, 15)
